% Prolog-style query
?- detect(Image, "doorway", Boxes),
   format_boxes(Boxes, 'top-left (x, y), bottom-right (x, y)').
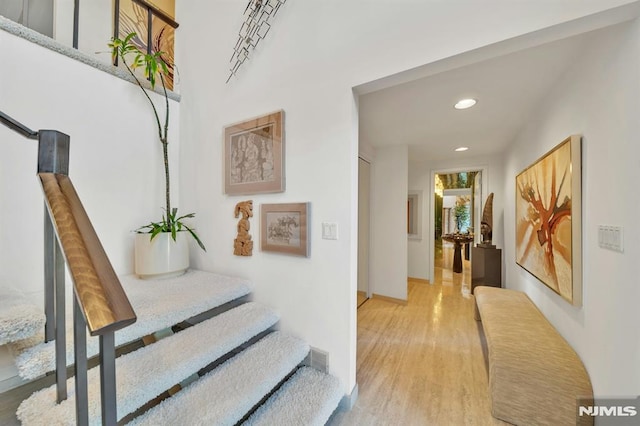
top-left (357, 157), bottom-right (371, 308)
top-left (430, 168), bottom-right (485, 289)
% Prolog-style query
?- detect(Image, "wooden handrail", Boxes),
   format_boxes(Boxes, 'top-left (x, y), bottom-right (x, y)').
top-left (39, 173), bottom-right (136, 336)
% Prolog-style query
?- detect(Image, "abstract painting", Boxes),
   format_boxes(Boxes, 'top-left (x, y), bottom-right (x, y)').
top-left (224, 111), bottom-right (284, 195)
top-left (116, 0), bottom-right (176, 90)
top-left (261, 203), bottom-right (308, 257)
top-left (515, 135), bottom-right (582, 305)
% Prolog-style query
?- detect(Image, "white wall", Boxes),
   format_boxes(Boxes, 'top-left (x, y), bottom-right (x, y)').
top-left (53, 0), bottom-right (73, 45)
top-left (371, 145), bottom-right (408, 300)
top-left (408, 164), bottom-right (431, 280)
top-left (0, 29), bottom-right (181, 302)
top-left (174, 0), bottom-right (639, 397)
top-left (503, 20), bottom-right (640, 396)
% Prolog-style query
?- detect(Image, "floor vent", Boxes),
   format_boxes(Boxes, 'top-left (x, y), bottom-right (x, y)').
top-left (308, 347), bottom-right (329, 373)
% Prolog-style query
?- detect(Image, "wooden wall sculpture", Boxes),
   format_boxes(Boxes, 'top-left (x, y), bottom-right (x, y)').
top-left (234, 200), bottom-right (253, 256)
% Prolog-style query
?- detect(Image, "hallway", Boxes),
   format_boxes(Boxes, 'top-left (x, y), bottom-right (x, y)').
top-left (330, 252), bottom-right (506, 425)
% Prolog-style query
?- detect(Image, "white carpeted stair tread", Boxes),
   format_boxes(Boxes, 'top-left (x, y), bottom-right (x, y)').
top-left (0, 288), bottom-right (45, 346)
top-left (17, 302), bottom-right (277, 426)
top-left (11, 269), bottom-right (251, 379)
top-left (244, 367), bottom-right (343, 426)
top-left (128, 331), bottom-right (310, 426)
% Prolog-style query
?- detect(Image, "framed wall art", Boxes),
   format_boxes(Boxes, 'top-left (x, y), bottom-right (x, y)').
top-left (261, 203), bottom-right (309, 257)
top-left (224, 110), bottom-right (284, 195)
top-left (515, 135), bottom-right (582, 306)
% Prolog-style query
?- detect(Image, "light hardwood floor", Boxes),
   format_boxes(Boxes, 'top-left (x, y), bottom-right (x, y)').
top-left (330, 246), bottom-right (507, 425)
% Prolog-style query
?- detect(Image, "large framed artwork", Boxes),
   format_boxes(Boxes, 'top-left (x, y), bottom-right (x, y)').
top-left (224, 111), bottom-right (284, 195)
top-left (261, 203), bottom-right (309, 257)
top-left (515, 135), bottom-right (582, 305)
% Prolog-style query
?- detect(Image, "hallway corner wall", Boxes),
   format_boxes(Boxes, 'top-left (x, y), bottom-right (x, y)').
top-left (502, 19), bottom-right (640, 396)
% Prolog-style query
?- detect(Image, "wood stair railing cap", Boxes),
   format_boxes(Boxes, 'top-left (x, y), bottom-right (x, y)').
top-left (39, 173), bottom-right (136, 335)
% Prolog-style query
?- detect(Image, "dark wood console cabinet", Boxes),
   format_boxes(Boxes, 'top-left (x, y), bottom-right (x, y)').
top-left (472, 246), bottom-right (502, 293)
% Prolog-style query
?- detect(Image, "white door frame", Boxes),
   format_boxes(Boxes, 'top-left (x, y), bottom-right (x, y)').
top-left (428, 166), bottom-right (488, 283)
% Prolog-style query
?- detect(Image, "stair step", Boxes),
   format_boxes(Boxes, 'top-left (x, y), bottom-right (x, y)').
top-left (128, 331), bottom-right (310, 426)
top-left (16, 302), bottom-right (278, 425)
top-left (0, 289), bottom-right (45, 346)
top-left (244, 367), bottom-right (343, 426)
top-left (11, 270), bottom-right (252, 380)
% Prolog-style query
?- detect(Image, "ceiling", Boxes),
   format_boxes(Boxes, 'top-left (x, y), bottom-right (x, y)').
top-left (358, 30), bottom-right (596, 164)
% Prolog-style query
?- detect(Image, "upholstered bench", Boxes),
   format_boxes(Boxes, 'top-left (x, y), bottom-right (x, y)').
top-left (474, 286), bottom-right (593, 426)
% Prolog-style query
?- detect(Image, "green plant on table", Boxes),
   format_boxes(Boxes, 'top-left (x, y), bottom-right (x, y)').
top-left (109, 32), bottom-right (205, 251)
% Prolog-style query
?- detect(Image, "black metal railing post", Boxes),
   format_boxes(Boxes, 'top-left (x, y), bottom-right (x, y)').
top-left (113, 0), bottom-right (120, 66)
top-left (37, 130), bottom-right (70, 403)
top-left (74, 297), bottom-right (89, 425)
top-left (146, 7), bottom-right (153, 55)
top-left (53, 233), bottom-right (67, 403)
top-left (43, 210), bottom-right (56, 343)
top-left (73, 0), bottom-right (80, 49)
top-left (37, 130), bottom-right (70, 175)
top-left (100, 333), bottom-right (117, 426)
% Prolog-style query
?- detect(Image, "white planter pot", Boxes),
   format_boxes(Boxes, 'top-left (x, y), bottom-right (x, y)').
top-left (134, 232), bottom-right (189, 279)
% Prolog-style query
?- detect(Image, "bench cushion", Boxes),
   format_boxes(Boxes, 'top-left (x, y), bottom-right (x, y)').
top-left (475, 286), bottom-right (593, 426)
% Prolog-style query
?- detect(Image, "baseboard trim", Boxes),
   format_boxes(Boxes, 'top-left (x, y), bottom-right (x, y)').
top-left (408, 277), bottom-right (430, 284)
top-left (338, 382), bottom-right (358, 411)
top-left (0, 373), bottom-right (28, 394)
top-left (371, 293), bottom-right (408, 306)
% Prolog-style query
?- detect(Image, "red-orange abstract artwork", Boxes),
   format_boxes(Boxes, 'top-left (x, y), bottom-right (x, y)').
top-left (515, 135), bottom-right (582, 305)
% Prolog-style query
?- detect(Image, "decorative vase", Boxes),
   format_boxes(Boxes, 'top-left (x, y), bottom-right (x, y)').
top-left (134, 232), bottom-right (189, 279)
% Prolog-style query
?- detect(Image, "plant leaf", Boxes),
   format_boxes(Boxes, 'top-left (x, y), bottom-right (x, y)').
top-left (176, 212), bottom-right (196, 221)
top-left (150, 226), bottom-right (162, 241)
top-left (159, 58), bottom-right (169, 75)
top-left (183, 224), bottom-right (206, 251)
top-left (124, 32), bottom-right (136, 44)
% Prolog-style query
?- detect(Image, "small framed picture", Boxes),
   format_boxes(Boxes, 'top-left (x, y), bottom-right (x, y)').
top-left (261, 203), bottom-right (309, 257)
top-left (224, 110), bottom-right (284, 195)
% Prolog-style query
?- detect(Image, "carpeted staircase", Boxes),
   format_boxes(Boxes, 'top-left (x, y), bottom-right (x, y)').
top-left (1, 270), bottom-right (343, 425)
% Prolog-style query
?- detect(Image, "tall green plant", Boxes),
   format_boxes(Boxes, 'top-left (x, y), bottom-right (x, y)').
top-left (454, 196), bottom-right (470, 233)
top-left (109, 33), bottom-right (205, 251)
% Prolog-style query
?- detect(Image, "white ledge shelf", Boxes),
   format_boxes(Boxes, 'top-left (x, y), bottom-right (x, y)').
top-left (0, 15), bottom-right (180, 102)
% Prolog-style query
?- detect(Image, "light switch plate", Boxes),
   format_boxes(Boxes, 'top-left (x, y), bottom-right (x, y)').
top-left (322, 222), bottom-right (338, 240)
top-left (598, 225), bottom-right (623, 252)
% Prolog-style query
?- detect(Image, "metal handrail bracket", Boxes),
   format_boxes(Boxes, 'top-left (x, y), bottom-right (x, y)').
top-left (0, 110), bottom-right (38, 139)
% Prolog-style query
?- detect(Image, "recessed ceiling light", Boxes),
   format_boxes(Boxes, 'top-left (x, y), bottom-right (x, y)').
top-left (454, 98), bottom-right (477, 110)
top-left (455, 147), bottom-right (469, 152)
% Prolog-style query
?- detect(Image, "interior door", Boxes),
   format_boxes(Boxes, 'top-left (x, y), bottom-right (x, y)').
top-left (357, 157), bottom-right (371, 308)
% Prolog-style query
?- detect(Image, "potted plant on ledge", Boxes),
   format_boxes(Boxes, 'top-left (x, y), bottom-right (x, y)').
top-left (109, 33), bottom-right (205, 279)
